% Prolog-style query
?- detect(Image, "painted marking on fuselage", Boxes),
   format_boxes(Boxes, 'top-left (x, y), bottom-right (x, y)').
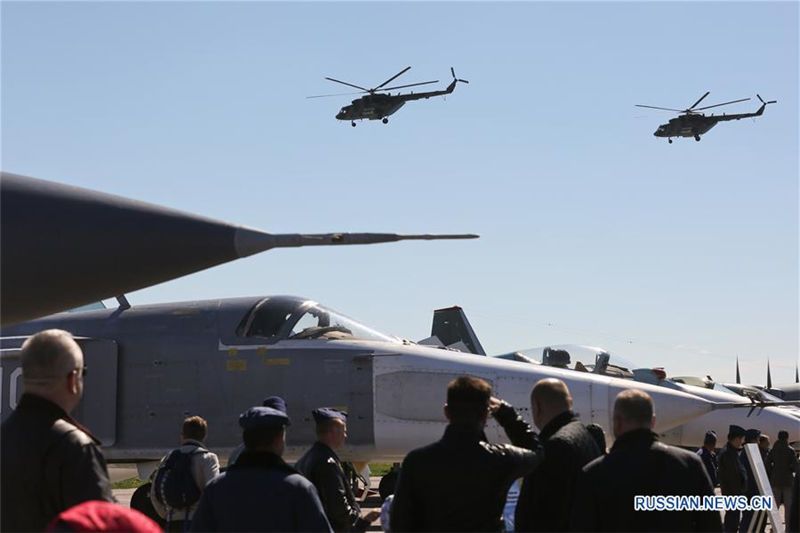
top-left (226, 359), bottom-right (247, 371)
top-left (262, 358), bottom-right (290, 366)
top-left (227, 348), bottom-right (238, 357)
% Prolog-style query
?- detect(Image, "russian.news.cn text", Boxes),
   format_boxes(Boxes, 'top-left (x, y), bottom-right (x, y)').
top-left (634, 495), bottom-right (773, 512)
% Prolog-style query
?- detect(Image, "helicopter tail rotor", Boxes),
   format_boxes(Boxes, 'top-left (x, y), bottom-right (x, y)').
top-left (754, 94), bottom-right (777, 116)
top-left (451, 67), bottom-right (469, 84)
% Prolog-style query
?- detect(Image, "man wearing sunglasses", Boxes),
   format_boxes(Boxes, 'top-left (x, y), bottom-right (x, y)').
top-left (1, 329), bottom-right (114, 532)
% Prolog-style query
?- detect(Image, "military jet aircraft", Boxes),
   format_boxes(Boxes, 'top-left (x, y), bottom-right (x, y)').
top-left (731, 358), bottom-right (800, 401)
top-left (1, 295), bottom-right (785, 480)
top-left (428, 309), bottom-right (800, 450)
top-left (0, 172), bottom-right (477, 326)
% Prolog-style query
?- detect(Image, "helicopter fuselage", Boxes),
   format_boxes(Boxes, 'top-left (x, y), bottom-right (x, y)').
top-left (638, 92), bottom-right (775, 143)
top-left (336, 94), bottom-right (406, 121)
top-left (653, 104), bottom-right (768, 140)
top-left (654, 115), bottom-right (717, 138)
top-left (335, 80), bottom-right (458, 123)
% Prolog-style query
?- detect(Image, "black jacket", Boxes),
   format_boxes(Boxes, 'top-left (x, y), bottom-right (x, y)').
top-left (697, 447), bottom-right (718, 487)
top-left (191, 450), bottom-right (332, 532)
top-left (717, 442), bottom-right (746, 495)
top-left (390, 423), bottom-right (544, 532)
top-left (495, 406), bottom-right (601, 532)
top-left (767, 439), bottom-right (798, 488)
top-left (570, 429), bottom-right (721, 532)
top-left (0, 393), bottom-right (114, 532)
top-left (295, 442), bottom-right (367, 533)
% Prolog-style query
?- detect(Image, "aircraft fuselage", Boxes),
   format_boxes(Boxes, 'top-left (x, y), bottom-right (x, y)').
top-left (336, 80), bottom-right (457, 123)
top-left (654, 104), bottom-right (768, 140)
top-left (2, 296), bottom-right (796, 465)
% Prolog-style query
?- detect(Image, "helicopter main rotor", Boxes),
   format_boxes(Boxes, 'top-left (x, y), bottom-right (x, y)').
top-left (636, 91), bottom-right (750, 115)
top-left (307, 67), bottom-right (439, 99)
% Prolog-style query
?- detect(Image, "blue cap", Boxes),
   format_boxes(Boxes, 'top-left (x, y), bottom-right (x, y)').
top-left (239, 404), bottom-right (290, 430)
top-left (312, 407), bottom-right (347, 424)
top-left (263, 396), bottom-right (287, 413)
top-left (728, 424), bottom-right (746, 439)
top-left (745, 428), bottom-right (760, 441)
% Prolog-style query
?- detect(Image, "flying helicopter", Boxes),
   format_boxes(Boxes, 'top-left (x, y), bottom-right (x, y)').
top-left (308, 66), bottom-right (468, 127)
top-left (636, 92), bottom-right (776, 143)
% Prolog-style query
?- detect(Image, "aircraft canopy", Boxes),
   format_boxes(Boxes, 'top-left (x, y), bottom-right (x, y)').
top-left (237, 296), bottom-right (400, 343)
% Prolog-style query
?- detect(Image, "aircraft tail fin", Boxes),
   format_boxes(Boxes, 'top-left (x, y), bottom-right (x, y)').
top-left (431, 305), bottom-right (486, 355)
top-left (766, 359), bottom-right (772, 389)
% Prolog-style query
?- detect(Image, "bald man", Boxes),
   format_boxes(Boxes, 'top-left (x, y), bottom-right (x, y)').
top-left (1, 329), bottom-right (113, 532)
top-left (570, 389), bottom-right (721, 532)
top-left (493, 378), bottom-right (602, 532)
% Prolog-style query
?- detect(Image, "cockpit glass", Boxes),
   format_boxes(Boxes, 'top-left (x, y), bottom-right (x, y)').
top-left (757, 390), bottom-right (784, 402)
top-left (712, 384), bottom-right (783, 402)
top-left (242, 299), bottom-right (298, 338)
top-left (288, 303), bottom-right (399, 342)
top-left (67, 301), bottom-right (107, 312)
top-left (241, 298), bottom-right (399, 343)
top-left (515, 345), bottom-right (639, 373)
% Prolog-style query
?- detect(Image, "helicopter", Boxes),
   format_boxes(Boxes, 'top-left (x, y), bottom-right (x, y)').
top-left (309, 66), bottom-right (468, 127)
top-left (636, 92), bottom-right (776, 143)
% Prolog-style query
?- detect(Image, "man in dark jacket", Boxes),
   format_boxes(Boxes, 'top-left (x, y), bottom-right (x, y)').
top-left (768, 430), bottom-right (798, 527)
top-left (191, 403), bottom-right (331, 532)
top-left (570, 389), bottom-right (721, 532)
top-left (295, 408), bottom-right (380, 532)
top-left (717, 424), bottom-right (746, 533)
top-left (390, 376), bottom-right (544, 532)
top-left (493, 378), bottom-right (602, 532)
top-left (697, 430), bottom-right (718, 487)
top-left (1, 329), bottom-right (114, 532)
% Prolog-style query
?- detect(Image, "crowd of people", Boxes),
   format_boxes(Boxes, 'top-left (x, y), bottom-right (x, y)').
top-left (709, 423), bottom-right (798, 532)
top-left (1, 329), bottom-right (798, 532)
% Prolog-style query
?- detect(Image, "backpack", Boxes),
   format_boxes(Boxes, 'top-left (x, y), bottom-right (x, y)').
top-left (153, 446), bottom-right (205, 509)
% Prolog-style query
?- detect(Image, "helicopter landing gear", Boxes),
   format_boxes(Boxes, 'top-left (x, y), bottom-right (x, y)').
top-left (694, 134), bottom-right (701, 142)
top-left (382, 118), bottom-right (388, 124)
top-left (668, 138), bottom-right (673, 144)
top-left (351, 121), bottom-right (356, 127)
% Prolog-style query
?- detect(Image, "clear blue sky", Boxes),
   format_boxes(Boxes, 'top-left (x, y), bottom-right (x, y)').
top-left (3, 1), bottom-right (797, 385)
